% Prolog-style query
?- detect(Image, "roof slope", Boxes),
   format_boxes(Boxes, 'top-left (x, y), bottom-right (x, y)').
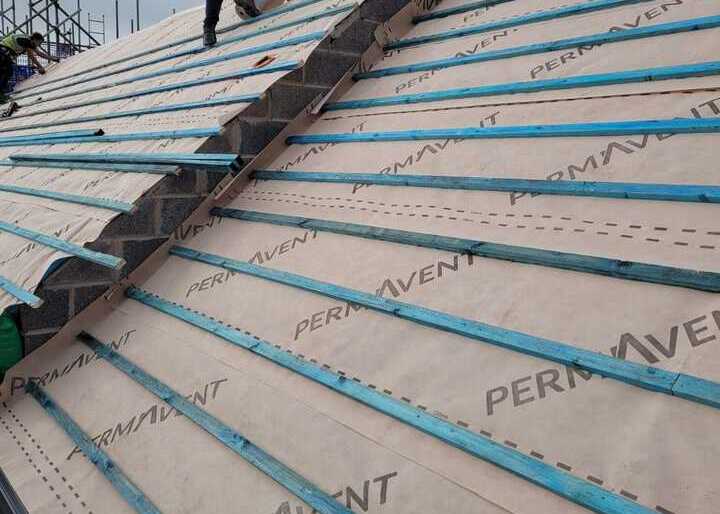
top-left (1, 0), bottom-right (720, 513)
top-left (0, 0), bottom-right (364, 314)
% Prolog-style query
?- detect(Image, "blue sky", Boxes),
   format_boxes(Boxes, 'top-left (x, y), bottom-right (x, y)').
top-left (102, 0), bottom-right (205, 37)
top-left (9, 0), bottom-right (205, 42)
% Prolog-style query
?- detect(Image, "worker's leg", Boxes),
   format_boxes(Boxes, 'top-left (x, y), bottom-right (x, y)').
top-left (203, 0), bottom-right (224, 47)
top-left (0, 55), bottom-right (13, 104)
top-left (204, 0), bottom-right (224, 29)
top-left (234, 0), bottom-right (261, 19)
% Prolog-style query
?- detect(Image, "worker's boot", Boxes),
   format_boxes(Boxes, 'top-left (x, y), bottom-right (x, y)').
top-left (234, 0), bottom-right (261, 19)
top-left (0, 102), bottom-right (18, 118)
top-left (203, 26), bottom-right (218, 47)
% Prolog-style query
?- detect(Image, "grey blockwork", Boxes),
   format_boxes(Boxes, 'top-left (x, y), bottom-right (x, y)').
top-left (17, 0), bottom-right (411, 356)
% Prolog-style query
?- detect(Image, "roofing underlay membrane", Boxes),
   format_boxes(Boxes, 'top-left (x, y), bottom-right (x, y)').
top-left (0, 0), bottom-right (362, 313)
top-left (2, 0), bottom-right (720, 513)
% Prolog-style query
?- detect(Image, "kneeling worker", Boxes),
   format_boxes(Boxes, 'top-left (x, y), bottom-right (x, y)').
top-left (204, 0), bottom-right (262, 47)
top-left (0, 32), bottom-right (59, 101)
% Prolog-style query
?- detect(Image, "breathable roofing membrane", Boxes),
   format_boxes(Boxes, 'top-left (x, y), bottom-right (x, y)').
top-left (0, 0), bottom-right (363, 313)
top-left (1, 0), bottom-right (719, 513)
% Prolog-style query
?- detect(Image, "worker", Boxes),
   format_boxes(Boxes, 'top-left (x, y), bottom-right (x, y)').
top-left (0, 32), bottom-right (58, 103)
top-left (204, 0), bottom-right (262, 47)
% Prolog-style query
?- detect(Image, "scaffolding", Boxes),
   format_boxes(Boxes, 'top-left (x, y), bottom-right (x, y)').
top-left (1, 1), bottom-right (104, 57)
top-left (0, 0), bottom-right (104, 89)
top-left (87, 11), bottom-right (105, 46)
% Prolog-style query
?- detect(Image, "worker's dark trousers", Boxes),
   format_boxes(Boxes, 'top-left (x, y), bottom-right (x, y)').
top-left (0, 51), bottom-right (14, 96)
top-left (204, 0), bottom-right (225, 30)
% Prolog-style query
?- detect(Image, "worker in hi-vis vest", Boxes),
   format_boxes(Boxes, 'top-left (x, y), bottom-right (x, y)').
top-left (204, 0), bottom-right (262, 47)
top-left (0, 32), bottom-right (59, 100)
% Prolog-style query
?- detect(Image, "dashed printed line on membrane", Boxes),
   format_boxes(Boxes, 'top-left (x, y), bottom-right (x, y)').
top-left (126, 286), bottom-right (658, 514)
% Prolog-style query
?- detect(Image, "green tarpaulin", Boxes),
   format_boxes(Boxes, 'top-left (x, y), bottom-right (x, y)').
top-left (0, 313), bottom-right (21, 379)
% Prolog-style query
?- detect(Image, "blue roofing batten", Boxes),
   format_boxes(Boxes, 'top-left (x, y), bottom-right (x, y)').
top-left (414, 0), bottom-right (515, 23)
top-left (168, 245), bottom-right (720, 412)
top-left (356, 15), bottom-right (720, 79)
top-left (0, 184), bottom-right (136, 212)
top-left (14, 25), bottom-right (329, 102)
top-left (0, 220), bottom-right (125, 270)
top-left (393, 0), bottom-right (653, 49)
top-left (673, 375), bottom-right (720, 409)
top-left (10, 61), bottom-right (302, 121)
top-left (10, 152), bottom-right (237, 164)
top-left (9, 153), bottom-right (239, 171)
top-left (252, 170), bottom-right (720, 203)
top-left (326, 61), bottom-right (720, 111)
top-left (0, 160), bottom-right (179, 175)
top-left (0, 95), bottom-right (262, 135)
top-left (26, 383), bottom-right (161, 514)
top-left (126, 285), bottom-right (660, 514)
top-left (214, 209), bottom-right (720, 292)
top-left (0, 128), bottom-right (102, 144)
top-left (12, 0), bottom-right (331, 95)
top-left (0, 127), bottom-right (222, 148)
top-left (0, 274), bottom-right (43, 308)
top-left (286, 118), bottom-right (720, 144)
top-left (79, 332), bottom-right (353, 514)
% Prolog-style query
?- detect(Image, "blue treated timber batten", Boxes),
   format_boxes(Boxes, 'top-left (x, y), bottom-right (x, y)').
top-left (0, 220), bottom-right (124, 270)
top-left (26, 383), bottom-right (161, 514)
top-left (0, 274), bottom-right (43, 308)
top-left (10, 61), bottom-right (302, 122)
top-left (0, 129), bottom-right (102, 144)
top-left (286, 118), bottom-right (720, 144)
top-left (414, 0), bottom-right (515, 23)
top-left (15, 29), bottom-right (327, 104)
top-left (392, 0), bottom-right (653, 49)
top-left (0, 95), bottom-right (262, 135)
top-left (326, 61), bottom-right (720, 111)
top-left (167, 245), bottom-right (720, 412)
top-left (0, 128), bottom-right (222, 148)
top-left (213, 208), bottom-right (720, 292)
top-left (12, 0), bottom-right (331, 96)
top-left (79, 332), bottom-right (352, 514)
top-left (0, 184), bottom-right (136, 212)
top-left (252, 170), bottom-right (720, 203)
top-left (126, 286), bottom-right (660, 514)
top-left (355, 15), bottom-right (720, 79)
top-left (672, 375), bottom-right (720, 409)
top-left (9, 153), bottom-right (239, 172)
top-left (10, 153), bottom-right (237, 164)
top-left (0, 160), bottom-right (179, 175)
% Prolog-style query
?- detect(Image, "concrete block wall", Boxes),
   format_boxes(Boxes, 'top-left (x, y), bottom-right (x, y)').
top-left (17, 0), bottom-right (411, 355)
top-left (236, 0), bottom-right (408, 161)
top-left (18, 167), bottom-right (229, 354)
